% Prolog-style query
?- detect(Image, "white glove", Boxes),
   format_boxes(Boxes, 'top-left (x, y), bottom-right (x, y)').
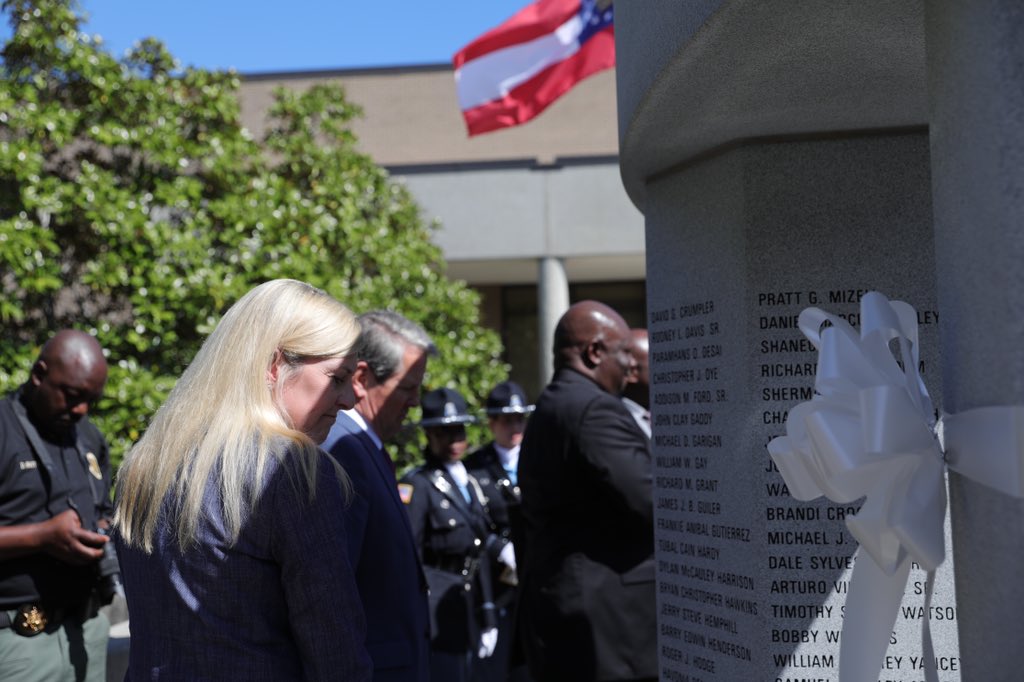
top-left (498, 542), bottom-right (517, 571)
top-left (478, 628), bottom-right (498, 658)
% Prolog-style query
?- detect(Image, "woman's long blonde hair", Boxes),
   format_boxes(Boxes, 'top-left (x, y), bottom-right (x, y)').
top-left (115, 279), bottom-right (361, 552)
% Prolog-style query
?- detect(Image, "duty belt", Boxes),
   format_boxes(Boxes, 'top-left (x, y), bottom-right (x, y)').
top-left (425, 555), bottom-right (473, 575)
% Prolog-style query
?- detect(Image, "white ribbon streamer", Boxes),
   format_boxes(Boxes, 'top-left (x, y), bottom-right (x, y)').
top-left (767, 291), bottom-right (1024, 682)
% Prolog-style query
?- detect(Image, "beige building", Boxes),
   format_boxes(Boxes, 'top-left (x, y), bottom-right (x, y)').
top-left (237, 64), bottom-right (644, 398)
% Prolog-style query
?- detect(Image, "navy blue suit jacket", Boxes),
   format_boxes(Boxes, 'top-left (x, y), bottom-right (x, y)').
top-left (117, 449), bottom-right (371, 681)
top-left (322, 412), bottom-right (431, 682)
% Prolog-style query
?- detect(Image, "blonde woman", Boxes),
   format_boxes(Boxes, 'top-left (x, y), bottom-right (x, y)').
top-left (114, 279), bottom-right (371, 681)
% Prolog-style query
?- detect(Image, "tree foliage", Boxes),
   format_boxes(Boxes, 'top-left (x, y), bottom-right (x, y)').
top-left (0, 0), bottom-right (507, 470)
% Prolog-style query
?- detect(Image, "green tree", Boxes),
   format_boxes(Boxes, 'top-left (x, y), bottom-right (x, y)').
top-left (0, 0), bottom-right (507, 470)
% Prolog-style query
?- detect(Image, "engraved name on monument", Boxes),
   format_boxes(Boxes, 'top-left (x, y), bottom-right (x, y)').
top-left (651, 287), bottom-right (960, 682)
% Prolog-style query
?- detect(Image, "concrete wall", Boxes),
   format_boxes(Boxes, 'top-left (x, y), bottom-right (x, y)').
top-left (400, 161), bottom-right (644, 284)
top-left (613, 2), bottom-right (1007, 680)
top-left (238, 66), bottom-right (618, 167)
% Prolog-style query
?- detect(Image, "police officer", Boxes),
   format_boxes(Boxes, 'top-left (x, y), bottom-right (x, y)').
top-left (464, 381), bottom-right (534, 682)
top-left (0, 330), bottom-right (115, 682)
top-left (400, 387), bottom-right (499, 682)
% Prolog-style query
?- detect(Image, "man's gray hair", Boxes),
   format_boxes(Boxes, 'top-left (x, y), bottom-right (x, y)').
top-left (356, 310), bottom-right (437, 382)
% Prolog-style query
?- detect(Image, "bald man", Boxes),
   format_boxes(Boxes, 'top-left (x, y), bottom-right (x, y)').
top-left (517, 302), bottom-right (657, 681)
top-left (0, 330), bottom-right (114, 682)
top-left (622, 329), bottom-right (651, 439)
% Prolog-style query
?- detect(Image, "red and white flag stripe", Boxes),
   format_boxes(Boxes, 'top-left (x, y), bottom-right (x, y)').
top-left (453, 0), bottom-right (614, 136)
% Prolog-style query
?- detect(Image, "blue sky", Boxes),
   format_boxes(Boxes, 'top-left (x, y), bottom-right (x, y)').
top-left (3, 0), bottom-right (532, 73)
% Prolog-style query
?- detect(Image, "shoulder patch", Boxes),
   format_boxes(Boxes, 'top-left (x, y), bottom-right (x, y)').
top-left (397, 483), bottom-right (414, 504)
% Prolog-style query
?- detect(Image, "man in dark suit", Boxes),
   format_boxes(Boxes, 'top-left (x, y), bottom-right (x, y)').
top-left (518, 301), bottom-right (657, 682)
top-left (622, 328), bottom-right (652, 439)
top-left (321, 311), bottom-right (435, 682)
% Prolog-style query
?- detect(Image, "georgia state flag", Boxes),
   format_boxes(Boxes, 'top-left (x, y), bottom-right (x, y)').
top-left (453, 0), bottom-right (615, 136)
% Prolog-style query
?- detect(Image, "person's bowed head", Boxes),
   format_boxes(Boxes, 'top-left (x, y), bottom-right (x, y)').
top-left (419, 387), bottom-right (477, 463)
top-left (113, 279), bottom-right (373, 680)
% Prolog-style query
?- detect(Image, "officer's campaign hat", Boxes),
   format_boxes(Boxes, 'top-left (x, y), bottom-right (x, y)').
top-left (419, 387), bottom-right (478, 427)
top-left (485, 381), bottom-right (535, 416)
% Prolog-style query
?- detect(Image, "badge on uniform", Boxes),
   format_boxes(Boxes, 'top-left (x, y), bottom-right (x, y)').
top-left (431, 472), bottom-right (452, 496)
top-left (85, 452), bottom-right (103, 480)
top-left (13, 604), bottom-right (47, 636)
top-left (398, 483), bottom-right (414, 504)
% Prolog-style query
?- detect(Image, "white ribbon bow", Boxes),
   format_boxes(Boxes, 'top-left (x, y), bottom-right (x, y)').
top-left (767, 291), bottom-right (1024, 682)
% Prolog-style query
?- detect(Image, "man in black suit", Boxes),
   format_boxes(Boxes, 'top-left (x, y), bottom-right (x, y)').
top-left (518, 301), bottom-right (657, 682)
top-left (321, 311), bottom-right (435, 682)
top-left (622, 328), bottom-right (652, 439)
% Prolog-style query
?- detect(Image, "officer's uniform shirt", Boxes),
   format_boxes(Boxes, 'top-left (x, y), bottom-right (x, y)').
top-left (494, 444), bottom-right (518, 481)
top-left (0, 390), bottom-right (112, 609)
top-left (402, 458), bottom-right (500, 681)
top-left (465, 444), bottom-right (519, 550)
top-left (401, 459), bottom-right (495, 572)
